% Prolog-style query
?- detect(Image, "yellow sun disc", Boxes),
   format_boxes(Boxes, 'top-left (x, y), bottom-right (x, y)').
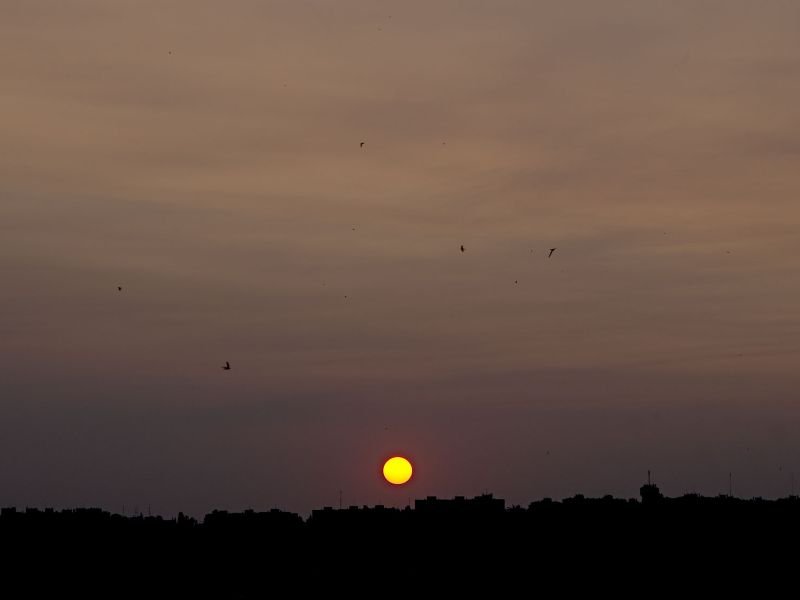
top-left (383, 456), bottom-right (413, 485)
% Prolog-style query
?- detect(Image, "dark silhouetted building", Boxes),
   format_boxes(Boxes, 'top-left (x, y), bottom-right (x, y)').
top-left (414, 493), bottom-right (505, 514)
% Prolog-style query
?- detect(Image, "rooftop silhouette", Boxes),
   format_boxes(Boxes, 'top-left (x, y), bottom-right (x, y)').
top-left (3, 483), bottom-right (798, 593)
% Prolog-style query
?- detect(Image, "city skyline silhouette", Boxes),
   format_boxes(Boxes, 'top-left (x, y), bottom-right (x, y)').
top-left (3, 481), bottom-right (798, 594)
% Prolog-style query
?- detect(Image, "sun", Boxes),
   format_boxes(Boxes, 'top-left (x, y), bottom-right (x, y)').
top-left (382, 456), bottom-right (413, 485)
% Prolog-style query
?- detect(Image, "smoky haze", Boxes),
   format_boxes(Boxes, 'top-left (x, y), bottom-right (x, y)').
top-left (2, 0), bottom-right (800, 516)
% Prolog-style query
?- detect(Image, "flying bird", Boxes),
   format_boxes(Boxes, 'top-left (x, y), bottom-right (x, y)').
top-left (460, 245), bottom-right (465, 253)
top-left (222, 361), bottom-right (231, 371)
top-left (548, 248), bottom-right (557, 258)
top-left (360, 142), bottom-right (365, 148)
top-left (117, 286), bottom-right (122, 291)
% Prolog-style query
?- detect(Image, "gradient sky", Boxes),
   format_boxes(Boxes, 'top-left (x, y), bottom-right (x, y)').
top-left (2, 0), bottom-right (800, 516)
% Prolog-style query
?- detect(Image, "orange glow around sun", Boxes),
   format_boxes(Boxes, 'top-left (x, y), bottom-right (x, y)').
top-left (382, 456), bottom-right (413, 485)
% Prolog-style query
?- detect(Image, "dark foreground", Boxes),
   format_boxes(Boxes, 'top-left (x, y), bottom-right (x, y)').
top-left (2, 485), bottom-right (798, 596)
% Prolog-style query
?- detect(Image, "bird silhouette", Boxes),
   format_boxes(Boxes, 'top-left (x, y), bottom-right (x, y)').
top-left (460, 245), bottom-right (465, 253)
top-left (548, 248), bottom-right (557, 258)
top-left (117, 286), bottom-right (122, 291)
top-left (222, 361), bottom-right (231, 371)
top-left (514, 280), bottom-right (518, 284)
top-left (360, 142), bottom-right (365, 148)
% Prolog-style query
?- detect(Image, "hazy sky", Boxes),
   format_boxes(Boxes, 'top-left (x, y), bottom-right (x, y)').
top-left (2, 0), bottom-right (800, 516)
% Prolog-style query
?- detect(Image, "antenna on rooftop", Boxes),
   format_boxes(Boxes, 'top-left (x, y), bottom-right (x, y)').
top-left (647, 470), bottom-right (651, 485)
